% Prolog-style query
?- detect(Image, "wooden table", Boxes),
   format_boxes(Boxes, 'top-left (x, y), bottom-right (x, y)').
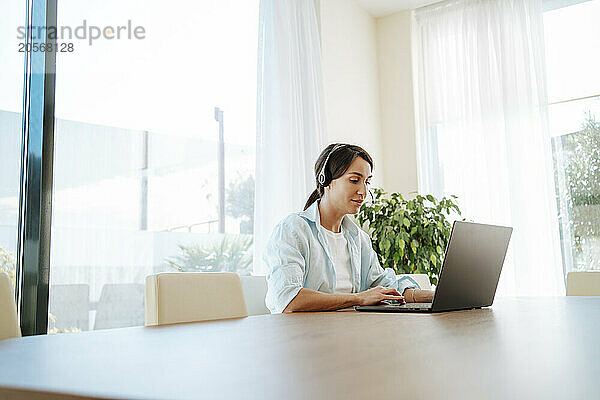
top-left (0, 297), bottom-right (598, 400)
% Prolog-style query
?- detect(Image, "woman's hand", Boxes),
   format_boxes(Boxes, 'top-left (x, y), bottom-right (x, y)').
top-left (355, 286), bottom-right (404, 306)
top-left (404, 289), bottom-right (435, 303)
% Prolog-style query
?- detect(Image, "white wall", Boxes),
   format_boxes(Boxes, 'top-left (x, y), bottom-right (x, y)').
top-left (376, 10), bottom-right (419, 195)
top-left (319, 1), bottom-right (419, 195)
top-left (319, 0), bottom-right (385, 187)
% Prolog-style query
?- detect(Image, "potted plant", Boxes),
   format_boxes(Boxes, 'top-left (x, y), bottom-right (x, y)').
top-left (356, 188), bottom-right (462, 285)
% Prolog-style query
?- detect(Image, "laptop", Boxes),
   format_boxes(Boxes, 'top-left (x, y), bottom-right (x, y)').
top-left (355, 220), bottom-right (513, 313)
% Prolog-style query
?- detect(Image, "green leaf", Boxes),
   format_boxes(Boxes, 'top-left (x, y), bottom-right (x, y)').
top-left (426, 194), bottom-right (435, 203)
top-left (403, 218), bottom-right (410, 228)
top-left (398, 238), bottom-right (405, 249)
top-left (382, 238), bottom-right (391, 253)
top-left (430, 254), bottom-right (437, 265)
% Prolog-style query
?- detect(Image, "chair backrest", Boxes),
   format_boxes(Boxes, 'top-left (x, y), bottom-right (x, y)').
top-left (49, 284), bottom-right (90, 331)
top-left (145, 272), bottom-right (248, 326)
top-left (567, 271), bottom-right (600, 296)
top-left (94, 283), bottom-right (145, 330)
top-left (397, 273), bottom-right (432, 290)
top-left (0, 272), bottom-right (21, 340)
top-left (239, 275), bottom-right (269, 316)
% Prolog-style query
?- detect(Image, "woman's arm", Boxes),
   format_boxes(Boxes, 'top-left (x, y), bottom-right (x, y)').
top-left (283, 286), bottom-right (404, 313)
top-left (403, 288), bottom-right (435, 303)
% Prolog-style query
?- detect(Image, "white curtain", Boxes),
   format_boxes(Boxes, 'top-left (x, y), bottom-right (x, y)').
top-left (254, 0), bottom-right (326, 275)
top-left (414, 0), bottom-right (565, 296)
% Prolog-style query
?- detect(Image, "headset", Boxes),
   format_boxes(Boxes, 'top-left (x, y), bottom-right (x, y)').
top-left (317, 144), bottom-right (374, 203)
top-left (317, 144), bottom-right (345, 186)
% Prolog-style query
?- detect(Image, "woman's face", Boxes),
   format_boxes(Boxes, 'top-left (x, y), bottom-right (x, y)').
top-left (326, 156), bottom-right (372, 215)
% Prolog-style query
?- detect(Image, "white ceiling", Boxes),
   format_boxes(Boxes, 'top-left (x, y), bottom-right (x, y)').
top-left (352, 0), bottom-right (442, 17)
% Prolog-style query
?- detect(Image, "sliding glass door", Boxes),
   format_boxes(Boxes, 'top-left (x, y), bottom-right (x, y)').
top-left (7, 0), bottom-right (258, 335)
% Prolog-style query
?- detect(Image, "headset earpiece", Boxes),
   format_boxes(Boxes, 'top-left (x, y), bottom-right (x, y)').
top-left (317, 144), bottom-right (345, 187)
top-left (318, 171), bottom-right (326, 185)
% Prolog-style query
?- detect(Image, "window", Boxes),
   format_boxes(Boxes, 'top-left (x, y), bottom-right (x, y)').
top-left (0, 0), bottom-right (26, 293)
top-left (544, 0), bottom-right (600, 274)
top-left (47, 0), bottom-right (258, 332)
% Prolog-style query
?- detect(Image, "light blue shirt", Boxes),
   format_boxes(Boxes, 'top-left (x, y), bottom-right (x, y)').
top-left (264, 200), bottom-right (420, 313)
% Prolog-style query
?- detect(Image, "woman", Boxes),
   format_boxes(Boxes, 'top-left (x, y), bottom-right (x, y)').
top-left (264, 143), bottom-right (435, 313)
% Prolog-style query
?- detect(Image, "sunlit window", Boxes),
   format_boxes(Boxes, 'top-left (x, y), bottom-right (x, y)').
top-left (0, 0), bottom-right (26, 294)
top-left (545, 0), bottom-right (600, 274)
top-left (48, 0), bottom-right (258, 332)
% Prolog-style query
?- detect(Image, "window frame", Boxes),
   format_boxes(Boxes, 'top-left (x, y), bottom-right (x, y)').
top-left (16, 0), bottom-right (58, 336)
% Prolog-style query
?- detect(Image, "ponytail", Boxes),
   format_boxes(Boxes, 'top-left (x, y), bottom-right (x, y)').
top-left (303, 188), bottom-right (322, 211)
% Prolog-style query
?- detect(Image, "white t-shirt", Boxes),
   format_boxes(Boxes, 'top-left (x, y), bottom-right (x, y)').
top-left (321, 225), bottom-right (353, 294)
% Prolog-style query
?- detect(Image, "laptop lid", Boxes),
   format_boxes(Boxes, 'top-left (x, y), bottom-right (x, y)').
top-left (430, 221), bottom-right (512, 312)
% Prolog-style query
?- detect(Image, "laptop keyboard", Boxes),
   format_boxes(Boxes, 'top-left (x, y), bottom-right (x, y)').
top-left (389, 302), bottom-right (432, 308)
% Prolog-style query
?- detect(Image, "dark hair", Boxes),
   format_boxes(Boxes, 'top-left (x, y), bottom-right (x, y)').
top-left (303, 143), bottom-right (374, 210)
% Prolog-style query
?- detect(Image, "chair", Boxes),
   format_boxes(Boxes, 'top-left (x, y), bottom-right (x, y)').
top-left (145, 272), bottom-right (248, 326)
top-left (239, 275), bottom-right (270, 316)
top-left (94, 283), bottom-right (145, 330)
top-left (0, 272), bottom-right (21, 340)
top-left (49, 284), bottom-right (90, 331)
top-left (397, 273), bottom-right (432, 290)
top-left (566, 271), bottom-right (600, 296)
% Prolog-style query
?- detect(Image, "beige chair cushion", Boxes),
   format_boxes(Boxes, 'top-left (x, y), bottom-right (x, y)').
top-left (397, 273), bottom-right (432, 290)
top-left (145, 272), bottom-right (248, 326)
top-left (0, 272), bottom-right (21, 340)
top-left (567, 271), bottom-right (600, 296)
